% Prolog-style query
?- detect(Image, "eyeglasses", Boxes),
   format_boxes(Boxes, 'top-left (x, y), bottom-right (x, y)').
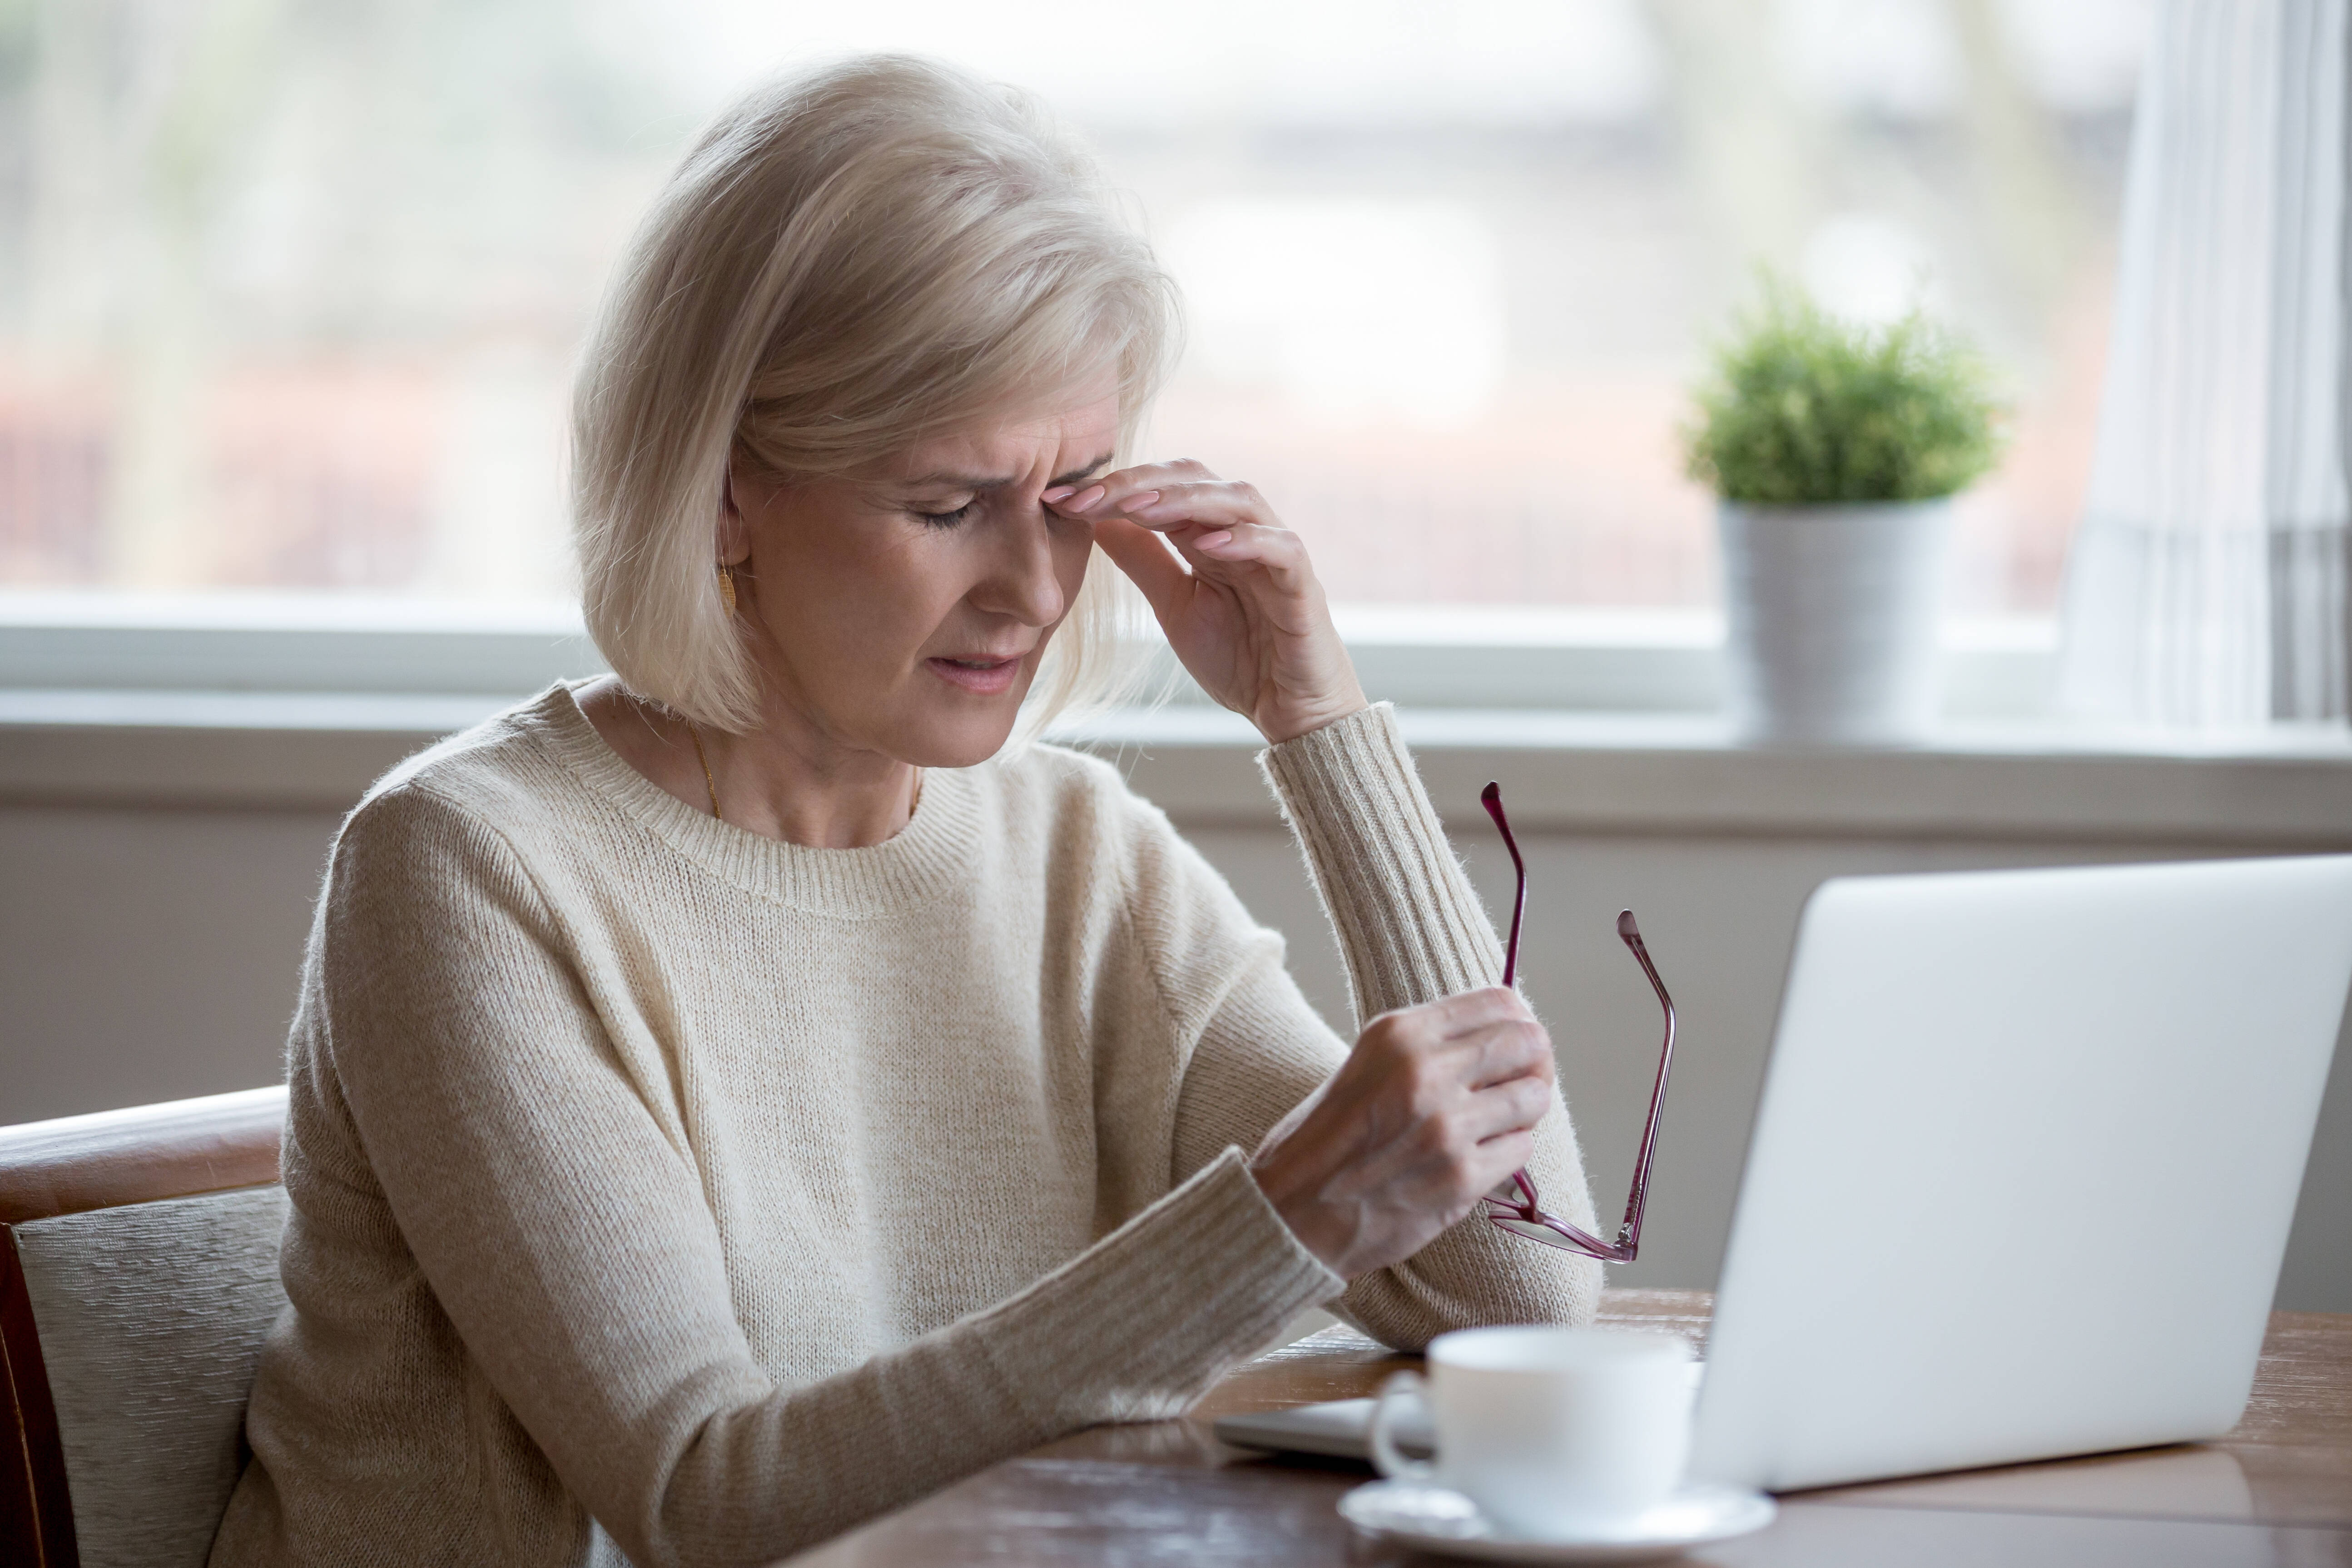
top-left (1477, 782), bottom-right (1678, 1263)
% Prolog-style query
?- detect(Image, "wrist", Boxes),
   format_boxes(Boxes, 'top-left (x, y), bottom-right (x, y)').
top-left (1257, 689), bottom-right (1371, 748)
top-left (1248, 1150), bottom-right (1357, 1277)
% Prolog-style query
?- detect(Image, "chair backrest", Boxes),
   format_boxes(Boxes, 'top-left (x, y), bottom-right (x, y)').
top-left (1, 1087), bottom-right (288, 1568)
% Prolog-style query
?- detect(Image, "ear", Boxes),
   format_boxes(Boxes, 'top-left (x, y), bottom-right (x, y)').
top-left (717, 463), bottom-right (753, 567)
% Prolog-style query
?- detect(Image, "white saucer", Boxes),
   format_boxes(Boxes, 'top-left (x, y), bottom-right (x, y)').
top-left (1337, 1479), bottom-right (1776, 1563)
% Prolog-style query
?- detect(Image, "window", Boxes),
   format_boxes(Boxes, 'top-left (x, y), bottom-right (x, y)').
top-left (0, 0), bottom-right (2145, 625)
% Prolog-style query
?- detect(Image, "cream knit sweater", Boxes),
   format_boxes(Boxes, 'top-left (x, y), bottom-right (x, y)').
top-left (209, 688), bottom-right (1601, 1568)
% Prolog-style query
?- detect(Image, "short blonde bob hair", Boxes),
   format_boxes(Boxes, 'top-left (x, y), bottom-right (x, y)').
top-left (573, 55), bottom-right (1178, 734)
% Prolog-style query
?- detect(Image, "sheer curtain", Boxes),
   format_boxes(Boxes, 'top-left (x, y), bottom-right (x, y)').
top-left (2060, 0), bottom-right (2350, 729)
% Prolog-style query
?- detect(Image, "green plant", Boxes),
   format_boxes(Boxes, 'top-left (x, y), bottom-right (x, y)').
top-left (1682, 279), bottom-right (2005, 504)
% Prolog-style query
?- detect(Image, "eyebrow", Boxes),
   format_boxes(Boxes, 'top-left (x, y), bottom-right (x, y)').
top-left (900, 452), bottom-right (1114, 493)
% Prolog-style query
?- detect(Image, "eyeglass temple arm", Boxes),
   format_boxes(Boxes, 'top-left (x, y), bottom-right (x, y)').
top-left (1479, 782), bottom-right (1526, 987)
top-left (1611, 909), bottom-right (1677, 1259)
top-left (1487, 914), bottom-right (1679, 1264)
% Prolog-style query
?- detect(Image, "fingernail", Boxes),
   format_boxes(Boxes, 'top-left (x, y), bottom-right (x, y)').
top-left (1197, 529), bottom-right (1233, 548)
top-left (1121, 490), bottom-right (1161, 513)
top-left (1067, 484), bottom-right (1107, 512)
top-left (1041, 485), bottom-right (1076, 504)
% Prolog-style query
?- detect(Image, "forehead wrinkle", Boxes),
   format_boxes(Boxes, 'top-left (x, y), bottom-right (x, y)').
top-left (900, 469), bottom-right (1015, 491)
top-left (896, 451), bottom-right (1113, 493)
top-left (1052, 452), bottom-right (1115, 486)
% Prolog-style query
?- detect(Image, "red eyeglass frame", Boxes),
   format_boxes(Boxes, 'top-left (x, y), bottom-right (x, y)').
top-left (1478, 781), bottom-right (1678, 1263)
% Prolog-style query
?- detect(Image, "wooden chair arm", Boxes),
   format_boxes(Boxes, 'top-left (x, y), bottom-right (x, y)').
top-left (0, 1087), bottom-right (286, 1226)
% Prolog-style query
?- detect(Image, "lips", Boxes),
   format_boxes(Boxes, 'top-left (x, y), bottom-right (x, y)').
top-left (925, 653), bottom-right (1026, 695)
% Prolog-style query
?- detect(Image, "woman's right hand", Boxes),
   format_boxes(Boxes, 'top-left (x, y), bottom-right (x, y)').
top-left (1249, 987), bottom-right (1556, 1280)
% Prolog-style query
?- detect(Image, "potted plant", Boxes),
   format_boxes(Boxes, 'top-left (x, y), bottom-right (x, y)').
top-left (1682, 283), bottom-right (2004, 745)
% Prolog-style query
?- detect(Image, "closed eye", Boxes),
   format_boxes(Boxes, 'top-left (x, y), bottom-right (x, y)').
top-left (914, 500), bottom-right (978, 530)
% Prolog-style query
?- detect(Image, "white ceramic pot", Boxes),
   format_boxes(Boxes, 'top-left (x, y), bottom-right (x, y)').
top-left (1716, 498), bottom-right (1951, 746)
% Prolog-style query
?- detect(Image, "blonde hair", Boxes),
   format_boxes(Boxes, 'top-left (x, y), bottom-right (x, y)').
top-left (572, 55), bottom-right (1178, 734)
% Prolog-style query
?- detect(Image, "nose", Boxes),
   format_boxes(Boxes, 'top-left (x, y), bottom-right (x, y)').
top-left (968, 499), bottom-right (1067, 629)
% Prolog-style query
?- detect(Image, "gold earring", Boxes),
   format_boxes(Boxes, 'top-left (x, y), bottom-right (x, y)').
top-left (718, 562), bottom-right (737, 615)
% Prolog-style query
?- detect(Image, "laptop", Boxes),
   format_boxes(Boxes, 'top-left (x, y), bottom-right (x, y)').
top-left (1216, 855), bottom-right (2352, 1492)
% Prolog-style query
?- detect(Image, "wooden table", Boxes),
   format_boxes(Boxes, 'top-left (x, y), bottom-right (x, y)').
top-left (785, 1289), bottom-right (2352, 1566)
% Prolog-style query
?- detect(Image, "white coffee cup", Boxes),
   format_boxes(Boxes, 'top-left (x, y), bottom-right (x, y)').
top-left (1368, 1325), bottom-right (1696, 1540)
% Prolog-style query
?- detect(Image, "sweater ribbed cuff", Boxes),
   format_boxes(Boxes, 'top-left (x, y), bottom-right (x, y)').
top-left (1259, 703), bottom-right (1506, 1024)
top-left (974, 1148), bottom-right (1341, 1429)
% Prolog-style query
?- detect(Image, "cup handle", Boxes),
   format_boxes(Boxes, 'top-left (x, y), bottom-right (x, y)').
top-left (1368, 1370), bottom-right (1437, 1483)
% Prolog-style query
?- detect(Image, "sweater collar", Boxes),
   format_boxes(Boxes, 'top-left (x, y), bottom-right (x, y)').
top-left (522, 683), bottom-right (983, 918)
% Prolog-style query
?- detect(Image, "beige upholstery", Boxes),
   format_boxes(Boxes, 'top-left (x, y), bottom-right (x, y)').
top-left (14, 1186), bottom-right (289, 1568)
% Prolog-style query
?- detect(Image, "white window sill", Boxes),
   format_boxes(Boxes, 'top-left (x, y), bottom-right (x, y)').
top-left (3, 686), bottom-right (2348, 846)
top-left (3, 594), bottom-right (2347, 843)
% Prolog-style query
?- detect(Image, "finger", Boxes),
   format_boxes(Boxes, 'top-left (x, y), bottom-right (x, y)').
top-left (1429, 1126), bottom-right (1538, 1216)
top-left (1095, 457), bottom-right (1220, 496)
top-left (1046, 458), bottom-right (1217, 517)
top-left (1121, 478), bottom-right (1276, 534)
top-left (1446, 1017), bottom-right (1553, 1091)
top-left (1454, 1072), bottom-right (1553, 1143)
top-left (1466, 1131), bottom-right (1537, 1191)
top-left (1092, 514), bottom-right (1193, 620)
top-left (1421, 986), bottom-right (1538, 1041)
top-left (1354, 988), bottom-right (1526, 1068)
top-left (1431, 1017), bottom-right (1546, 1088)
top-left (1163, 521), bottom-right (1312, 599)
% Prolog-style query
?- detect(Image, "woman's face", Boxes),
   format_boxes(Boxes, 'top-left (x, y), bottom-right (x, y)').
top-left (724, 387), bottom-right (1120, 769)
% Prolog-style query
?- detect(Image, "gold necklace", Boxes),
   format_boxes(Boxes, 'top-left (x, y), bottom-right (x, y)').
top-left (686, 721), bottom-right (721, 821)
top-left (681, 721), bottom-right (922, 826)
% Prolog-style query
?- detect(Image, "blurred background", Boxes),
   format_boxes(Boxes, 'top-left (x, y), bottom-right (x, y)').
top-left (8, 0), bottom-right (2350, 1315)
top-left (0, 0), bottom-right (2146, 619)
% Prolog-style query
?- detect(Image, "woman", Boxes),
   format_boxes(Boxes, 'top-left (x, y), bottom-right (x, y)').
top-left (211, 55), bottom-right (1602, 1568)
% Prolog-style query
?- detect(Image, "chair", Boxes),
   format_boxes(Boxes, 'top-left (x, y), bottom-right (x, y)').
top-left (0, 1087), bottom-right (288, 1568)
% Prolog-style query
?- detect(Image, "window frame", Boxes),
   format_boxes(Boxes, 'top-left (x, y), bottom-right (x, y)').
top-left (0, 592), bottom-right (2059, 722)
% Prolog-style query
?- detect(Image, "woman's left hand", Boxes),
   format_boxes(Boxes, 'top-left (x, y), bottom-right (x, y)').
top-left (1047, 460), bottom-right (1367, 745)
